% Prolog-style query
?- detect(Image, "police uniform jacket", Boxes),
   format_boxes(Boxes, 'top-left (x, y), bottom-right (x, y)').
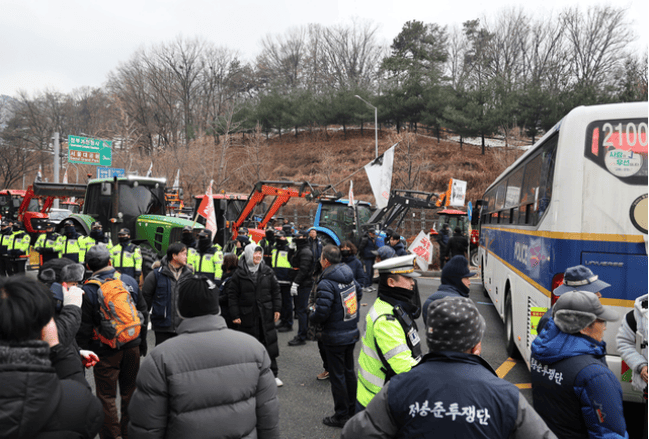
top-left (343, 351), bottom-right (555, 439)
top-left (310, 263), bottom-right (362, 346)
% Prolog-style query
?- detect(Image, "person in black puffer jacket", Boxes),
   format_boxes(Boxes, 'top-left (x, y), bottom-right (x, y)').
top-left (227, 243), bottom-right (283, 384)
top-left (288, 230), bottom-right (314, 346)
top-left (310, 245), bottom-right (363, 428)
top-left (0, 276), bottom-right (103, 439)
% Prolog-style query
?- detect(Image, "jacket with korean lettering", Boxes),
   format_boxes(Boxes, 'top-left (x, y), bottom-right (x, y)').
top-left (342, 351), bottom-right (555, 439)
top-left (309, 262), bottom-right (362, 346)
top-left (531, 318), bottom-right (627, 439)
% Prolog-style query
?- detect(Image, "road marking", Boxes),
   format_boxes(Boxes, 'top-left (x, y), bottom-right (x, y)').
top-left (496, 357), bottom-right (518, 378)
top-left (515, 383), bottom-right (532, 389)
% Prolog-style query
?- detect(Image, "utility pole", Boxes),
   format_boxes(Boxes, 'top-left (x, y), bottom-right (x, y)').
top-left (355, 95), bottom-right (378, 159)
top-left (53, 132), bottom-right (60, 208)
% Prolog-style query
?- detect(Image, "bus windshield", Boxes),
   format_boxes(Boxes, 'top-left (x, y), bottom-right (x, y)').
top-left (585, 118), bottom-right (648, 184)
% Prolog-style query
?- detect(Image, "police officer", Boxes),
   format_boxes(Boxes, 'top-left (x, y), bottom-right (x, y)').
top-left (356, 254), bottom-right (422, 411)
top-left (259, 227), bottom-right (276, 267)
top-left (0, 220), bottom-right (14, 276)
top-left (8, 222), bottom-right (30, 274)
top-left (87, 221), bottom-right (110, 247)
top-left (187, 229), bottom-right (223, 282)
top-left (35, 221), bottom-right (62, 265)
top-left (109, 228), bottom-right (143, 281)
top-left (180, 225), bottom-right (197, 249)
top-left (272, 231), bottom-right (294, 332)
top-left (56, 220), bottom-right (85, 263)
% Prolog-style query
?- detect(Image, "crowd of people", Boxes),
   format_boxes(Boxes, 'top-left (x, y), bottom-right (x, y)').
top-left (0, 220), bottom-right (646, 438)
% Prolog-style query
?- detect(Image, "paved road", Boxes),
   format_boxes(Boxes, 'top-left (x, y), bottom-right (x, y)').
top-left (272, 276), bottom-right (532, 438)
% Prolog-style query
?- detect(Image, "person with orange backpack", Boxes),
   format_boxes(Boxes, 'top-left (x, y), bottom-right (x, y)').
top-left (76, 245), bottom-right (148, 439)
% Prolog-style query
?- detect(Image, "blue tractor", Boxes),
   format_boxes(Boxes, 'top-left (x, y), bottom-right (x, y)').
top-left (312, 198), bottom-right (378, 246)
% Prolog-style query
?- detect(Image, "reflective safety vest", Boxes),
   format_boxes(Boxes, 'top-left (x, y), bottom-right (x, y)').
top-left (109, 243), bottom-right (143, 279)
top-left (0, 232), bottom-right (14, 254)
top-left (35, 233), bottom-right (60, 251)
top-left (35, 233), bottom-right (61, 264)
top-left (187, 247), bottom-right (223, 280)
top-left (356, 297), bottom-right (421, 408)
top-left (56, 236), bottom-right (85, 263)
top-left (78, 235), bottom-right (96, 252)
top-left (10, 231), bottom-right (31, 254)
top-left (270, 248), bottom-right (292, 284)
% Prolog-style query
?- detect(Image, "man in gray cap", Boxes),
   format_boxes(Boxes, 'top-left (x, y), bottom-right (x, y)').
top-left (343, 297), bottom-right (556, 438)
top-left (531, 291), bottom-right (627, 439)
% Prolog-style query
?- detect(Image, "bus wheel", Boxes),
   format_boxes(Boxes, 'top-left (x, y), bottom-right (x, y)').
top-left (504, 292), bottom-right (521, 359)
top-left (470, 248), bottom-right (479, 268)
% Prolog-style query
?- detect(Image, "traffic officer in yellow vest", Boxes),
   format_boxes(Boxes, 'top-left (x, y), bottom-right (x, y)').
top-left (0, 220), bottom-right (14, 276)
top-left (56, 220), bottom-right (85, 263)
top-left (8, 221), bottom-right (31, 274)
top-left (34, 221), bottom-right (61, 265)
top-left (109, 228), bottom-right (142, 281)
top-left (187, 229), bottom-right (223, 282)
top-left (356, 254), bottom-right (422, 412)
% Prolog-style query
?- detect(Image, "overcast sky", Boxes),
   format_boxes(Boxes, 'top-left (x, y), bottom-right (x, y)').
top-left (1, 0), bottom-right (647, 98)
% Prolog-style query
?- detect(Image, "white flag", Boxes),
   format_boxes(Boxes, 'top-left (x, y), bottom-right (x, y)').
top-left (348, 180), bottom-right (354, 207)
top-left (62, 169), bottom-right (68, 184)
top-left (364, 143), bottom-right (396, 209)
top-left (449, 179), bottom-right (467, 207)
top-left (197, 180), bottom-right (217, 237)
top-left (146, 162), bottom-right (153, 177)
top-left (408, 230), bottom-right (433, 272)
top-left (172, 169), bottom-right (180, 189)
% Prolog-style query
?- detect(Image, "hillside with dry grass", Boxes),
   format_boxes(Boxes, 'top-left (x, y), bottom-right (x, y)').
top-left (56, 126), bottom-right (527, 212)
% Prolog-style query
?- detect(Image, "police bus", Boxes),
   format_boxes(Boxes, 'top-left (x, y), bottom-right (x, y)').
top-left (477, 102), bottom-right (648, 401)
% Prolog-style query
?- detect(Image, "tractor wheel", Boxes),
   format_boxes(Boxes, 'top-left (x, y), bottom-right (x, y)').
top-left (140, 245), bottom-right (158, 281)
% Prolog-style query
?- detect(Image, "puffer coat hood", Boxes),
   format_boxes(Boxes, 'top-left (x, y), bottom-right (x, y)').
top-left (532, 317), bottom-right (606, 364)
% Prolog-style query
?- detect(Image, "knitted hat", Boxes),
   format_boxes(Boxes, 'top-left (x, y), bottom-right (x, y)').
top-left (427, 297), bottom-right (485, 353)
top-left (85, 245), bottom-right (111, 271)
top-left (177, 275), bottom-right (220, 318)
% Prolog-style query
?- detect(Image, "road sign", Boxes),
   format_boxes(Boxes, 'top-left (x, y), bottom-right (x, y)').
top-left (97, 167), bottom-right (125, 179)
top-left (68, 135), bottom-right (112, 166)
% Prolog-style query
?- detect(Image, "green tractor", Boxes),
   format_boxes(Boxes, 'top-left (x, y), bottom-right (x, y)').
top-left (59, 176), bottom-right (202, 273)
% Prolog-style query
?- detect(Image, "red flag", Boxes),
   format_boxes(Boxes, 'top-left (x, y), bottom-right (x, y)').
top-left (197, 181), bottom-right (217, 236)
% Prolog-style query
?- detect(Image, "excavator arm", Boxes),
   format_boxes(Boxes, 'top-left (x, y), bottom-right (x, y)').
top-left (366, 189), bottom-right (441, 232)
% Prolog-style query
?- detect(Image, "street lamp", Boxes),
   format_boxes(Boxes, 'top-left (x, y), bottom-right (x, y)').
top-left (355, 95), bottom-right (378, 158)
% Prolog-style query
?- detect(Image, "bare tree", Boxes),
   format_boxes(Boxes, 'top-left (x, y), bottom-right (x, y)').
top-left (243, 123), bottom-right (269, 182)
top-left (562, 5), bottom-right (633, 87)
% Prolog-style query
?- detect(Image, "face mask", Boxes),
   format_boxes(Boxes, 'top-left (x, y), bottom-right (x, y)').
top-left (66, 226), bottom-right (75, 235)
top-left (341, 250), bottom-right (352, 258)
top-left (1, 227), bottom-right (10, 235)
top-left (118, 236), bottom-right (129, 244)
top-left (276, 239), bottom-right (287, 248)
top-left (12, 224), bottom-right (20, 231)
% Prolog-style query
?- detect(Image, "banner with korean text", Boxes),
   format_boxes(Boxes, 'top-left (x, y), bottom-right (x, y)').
top-left (408, 230), bottom-right (433, 272)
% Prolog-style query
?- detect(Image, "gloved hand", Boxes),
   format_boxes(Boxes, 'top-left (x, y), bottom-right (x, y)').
top-left (62, 285), bottom-right (84, 308)
top-left (290, 282), bottom-right (299, 296)
top-left (79, 350), bottom-right (99, 368)
top-left (289, 241), bottom-right (297, 250)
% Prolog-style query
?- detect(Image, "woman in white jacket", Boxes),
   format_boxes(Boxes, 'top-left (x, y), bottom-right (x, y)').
top-left (616, 294), bottom-right (648, 397)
